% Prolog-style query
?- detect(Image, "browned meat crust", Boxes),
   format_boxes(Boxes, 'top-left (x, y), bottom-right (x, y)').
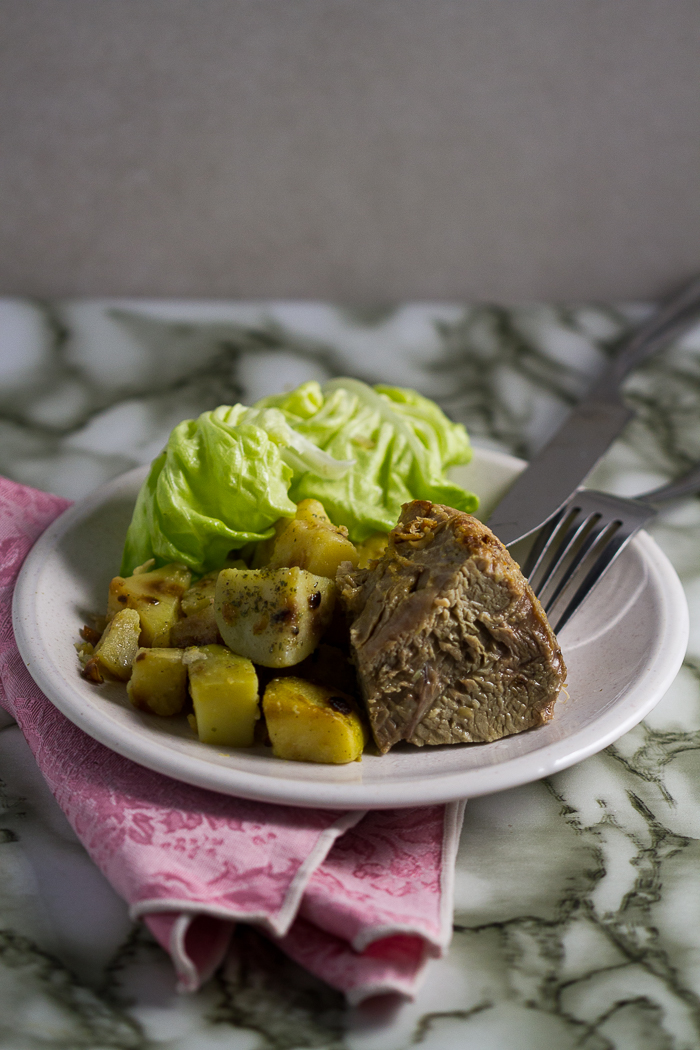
top-left (337, 501), bottom-right (567, 753)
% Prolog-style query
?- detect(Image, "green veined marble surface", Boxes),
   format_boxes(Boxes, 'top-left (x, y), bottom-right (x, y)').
top-left (1, 298), bottom-right (700, 1049)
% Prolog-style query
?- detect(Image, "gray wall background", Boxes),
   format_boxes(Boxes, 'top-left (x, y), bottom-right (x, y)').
top-left (1, 0), bottom-right (698, 302)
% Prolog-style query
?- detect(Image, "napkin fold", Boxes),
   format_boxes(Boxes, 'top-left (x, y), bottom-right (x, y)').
top-left (0, 476), bottom-right (465, 1004)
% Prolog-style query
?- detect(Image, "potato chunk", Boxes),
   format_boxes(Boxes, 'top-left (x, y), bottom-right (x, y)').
top-left (170, 571), bottom-right (223, 647)
top-left (266, 499), bottom-right (360, 578)
top-left (107, 563), bottom-right (191, 647)
top-left (127, 647), bottom-right (188, 716)
top-left (186, 644), bottom-right (259, 747)
top-left (262, 677), bottom-right (367, 763)
top-left (84, 608), bottom-right (141, 681)
top-left (215, 566), bottom-right (336, 668)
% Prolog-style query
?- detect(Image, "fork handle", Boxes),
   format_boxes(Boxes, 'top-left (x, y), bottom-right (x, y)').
top-left (640, 462), bottom-right (700, 505)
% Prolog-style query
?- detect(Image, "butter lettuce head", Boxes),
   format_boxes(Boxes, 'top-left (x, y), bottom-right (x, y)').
top-left (121, 407), bottom-right (297, 575)
top-left (121, 379), bottom-right (477, 575)
top-left (258, 379), bottom-right (477, 540)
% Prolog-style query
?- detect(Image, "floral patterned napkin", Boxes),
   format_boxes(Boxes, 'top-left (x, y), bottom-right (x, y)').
top-left (0, 475), bottom-right (465, 1004)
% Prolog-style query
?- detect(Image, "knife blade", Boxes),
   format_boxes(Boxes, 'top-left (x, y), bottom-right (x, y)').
top-left (487, 275), bottom-right (700, 546)
top-left (487, 397), bottom-right (632, 545)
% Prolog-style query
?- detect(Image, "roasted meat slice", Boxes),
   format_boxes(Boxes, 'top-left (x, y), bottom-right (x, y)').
top-left (337, 501), bottom-right (566, 753)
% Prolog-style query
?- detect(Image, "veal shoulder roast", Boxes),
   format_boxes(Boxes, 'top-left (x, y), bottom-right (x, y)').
top-left (337, 501), bottom-right (566, 753)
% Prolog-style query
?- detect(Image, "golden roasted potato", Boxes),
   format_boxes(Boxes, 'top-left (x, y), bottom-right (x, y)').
top-left (126, 647), bottom-right (188, 715)
top-left (262, 676), bottom-right (367, 763)
top-left (107, 563), bottom-right (191, 647)
top-left (170, 571), bottom-right (223, 647)
top-left (180, 571), bottom-right (220, 616)
top-left (214, 566), bottom-right (336, 667)
top-left (83, 608), bottom-right (141, 682)
top-left (265, 499), bottom-right (360, 578)
top-left (186, 644), bottom-right (259, 746)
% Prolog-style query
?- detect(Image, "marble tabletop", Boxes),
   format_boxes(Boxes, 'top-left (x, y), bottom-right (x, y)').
top-left (2, 297), bottom-right (700, 1050)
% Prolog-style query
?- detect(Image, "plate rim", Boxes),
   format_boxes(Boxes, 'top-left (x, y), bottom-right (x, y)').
top-left (12, 451), bottom-right (690, 808)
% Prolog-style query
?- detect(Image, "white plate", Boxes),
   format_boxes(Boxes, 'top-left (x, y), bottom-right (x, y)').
top-left (13, 449), bottom-right (689, 809)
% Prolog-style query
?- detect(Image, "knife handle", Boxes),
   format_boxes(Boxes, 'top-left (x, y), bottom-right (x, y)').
top-left (589, 273), bottom-right (700, 400)
top-left (486, 276), bottom-right (700, 547)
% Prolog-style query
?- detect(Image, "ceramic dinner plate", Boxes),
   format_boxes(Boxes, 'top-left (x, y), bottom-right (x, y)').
top-left (13, 449), bottom-right (689, 809)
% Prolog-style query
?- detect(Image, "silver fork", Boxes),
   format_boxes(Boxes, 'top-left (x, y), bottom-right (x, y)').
top-left (520, 462), bottom-right (700, 632)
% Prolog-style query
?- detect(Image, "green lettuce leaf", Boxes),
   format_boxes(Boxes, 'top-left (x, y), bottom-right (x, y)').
top-left (257, 378), bottom-right (477, 541)
top-left (121, 379), bottom-right (477, 575)
top-left (121, 407), bottom-right (299, 575)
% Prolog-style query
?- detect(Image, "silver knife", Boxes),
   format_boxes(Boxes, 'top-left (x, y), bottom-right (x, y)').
top-left (488, 275), bottom-right (700, 546)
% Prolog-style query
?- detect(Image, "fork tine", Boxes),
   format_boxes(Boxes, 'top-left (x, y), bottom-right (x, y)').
top-left (530, 508), bottom-right (603, 600)
top-left (541, 516), bottom-right (621, 613)
top-left (520, 508), bottom-right (565, 579)
top-left (522, 488), bottom-right (654, 632)
top-left (533, 459), bottom-right (700, 632)
top-left (550, 525), bottom-right (635, 632)
top-left (526, 506), bottom-right (589, 593)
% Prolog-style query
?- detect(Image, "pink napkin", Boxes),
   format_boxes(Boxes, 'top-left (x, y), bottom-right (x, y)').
top-left (0, 476), bottom-right (465, 1004)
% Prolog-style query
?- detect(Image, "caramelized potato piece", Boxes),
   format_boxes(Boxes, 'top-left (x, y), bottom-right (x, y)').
top-left (266, 499), bottom-right (360, 578)
top-left (170, 609), bottom-right (222, 648)
top-left (262, 677), bottom-right (367, 763)
top-left (107, 563), bottom-right (191, 647)
top-left (127, 647), bottom-right (188, 715)
top-left (171, 571), bottom-right (223, 647)
top-left (186, 644), bottom-right (259, 746)
top-left (180, 571), bottom-right (220, 616)
top-left (84, 608), bottom-right (141, 681)
top-left (215, 566), bottom-right (336, 668)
